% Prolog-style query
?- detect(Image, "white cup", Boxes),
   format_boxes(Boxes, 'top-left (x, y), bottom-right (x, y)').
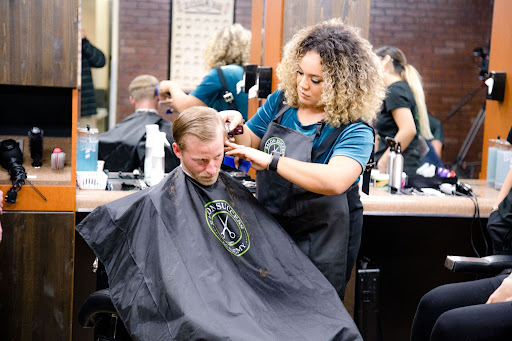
top-left (97, 160), bottom-right (105, 172)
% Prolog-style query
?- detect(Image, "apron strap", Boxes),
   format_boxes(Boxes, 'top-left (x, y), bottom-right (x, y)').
top-left (274, 91), bottom-right (290, 124)
top-left (216, 67), bottom-right (238, 111)
top-left (361, 125), bottom-right (376, 195)
top-left (311, 124), bottom-right (347, 162)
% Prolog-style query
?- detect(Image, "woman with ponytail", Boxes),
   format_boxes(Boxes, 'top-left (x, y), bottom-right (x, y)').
top-left (374, 46), bottom-right (433, 174)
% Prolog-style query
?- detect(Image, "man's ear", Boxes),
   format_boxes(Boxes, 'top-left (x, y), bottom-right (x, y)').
top-left (172, 142), bottom-right (182, 159)
top-left (129, 96), bottom-right (136, 106)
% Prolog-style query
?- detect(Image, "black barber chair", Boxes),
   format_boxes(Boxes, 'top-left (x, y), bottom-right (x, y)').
top-left (78, 258), bottom-right (132, 341)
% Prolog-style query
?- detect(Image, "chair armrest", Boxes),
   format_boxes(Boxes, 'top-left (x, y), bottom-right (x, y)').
top-left (445, 255), bottom-right (512, 274)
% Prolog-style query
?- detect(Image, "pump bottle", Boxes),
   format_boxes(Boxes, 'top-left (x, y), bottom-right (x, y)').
top-left (144, 124), bottom-right (169, 186)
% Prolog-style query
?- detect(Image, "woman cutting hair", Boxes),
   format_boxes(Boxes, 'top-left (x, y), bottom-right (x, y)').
top-left (222, 18), bottom-right (385, 299)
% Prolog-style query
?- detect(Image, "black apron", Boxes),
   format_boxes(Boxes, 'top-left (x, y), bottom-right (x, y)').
top-left (256, 109), bottom-right (363, 299)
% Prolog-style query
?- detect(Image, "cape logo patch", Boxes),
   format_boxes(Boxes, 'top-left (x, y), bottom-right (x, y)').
top-left (264, 137), bottom-right (286, 156)
top-left (204, 200), bottom-right (250, 256)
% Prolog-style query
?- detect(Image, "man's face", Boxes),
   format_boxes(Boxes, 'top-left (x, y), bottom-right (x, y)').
top-left (172, 130), bottom-right (225, 186)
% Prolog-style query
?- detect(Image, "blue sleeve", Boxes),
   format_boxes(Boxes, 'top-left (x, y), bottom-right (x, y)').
top-left (246, 90), bottom-right (282, 138)
top-left (190, 68), bottom-right (223, 106)
top-left (331, 123), bottom-right (374, 170)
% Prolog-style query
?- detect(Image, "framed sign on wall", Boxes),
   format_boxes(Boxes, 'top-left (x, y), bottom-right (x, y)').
top-left (170, 0), bottom-right (235, 92)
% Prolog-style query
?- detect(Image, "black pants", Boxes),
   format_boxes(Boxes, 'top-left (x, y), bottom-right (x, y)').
top-left (410, 274), bottom-right (512, 341)
top-left (488, 209), bottom-right (512, 255)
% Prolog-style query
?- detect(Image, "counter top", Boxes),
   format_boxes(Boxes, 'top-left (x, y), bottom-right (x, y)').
top-left (362, 179), bottom-right (498, 217)
top-left (76, 179), bottom-right (500, 218)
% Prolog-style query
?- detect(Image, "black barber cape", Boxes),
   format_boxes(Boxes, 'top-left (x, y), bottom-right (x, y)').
top-left (98, 111), bottom-right (180, 173)
top-left (76, 168), bottom-right (362, 341)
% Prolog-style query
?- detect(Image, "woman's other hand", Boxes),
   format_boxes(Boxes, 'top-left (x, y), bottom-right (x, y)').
top-left (224, 141), bottom-right (271, 171)
top-left (219, 110), bottom-right (244, 131)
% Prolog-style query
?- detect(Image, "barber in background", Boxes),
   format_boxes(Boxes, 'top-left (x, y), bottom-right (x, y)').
top-left (158, 24), bottom-right (251, 120)
top-left (80, 28), bottom-right (106, 128)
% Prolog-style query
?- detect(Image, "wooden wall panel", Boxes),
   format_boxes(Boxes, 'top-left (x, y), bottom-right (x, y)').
top-left (0, 0), bottom-right (78, 87)
top-left (0, 212), bottom-right (75, 341)
top-left (283, 0), bottom-right (370, 44)
top-left (480, 0), bottom-right (512, 178)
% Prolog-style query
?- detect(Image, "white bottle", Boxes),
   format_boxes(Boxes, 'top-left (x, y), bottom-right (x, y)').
top-left (385, 137), bottom-right (397, 192)
top-left (391, 142), bottom-right (404, 193)
top-left (144, 124), bottom-right (160, 184)
top-left (148, 131), bottom-right (170, 186)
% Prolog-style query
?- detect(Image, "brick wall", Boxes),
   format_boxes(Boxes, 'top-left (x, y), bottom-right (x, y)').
top-left (369, 0), bottom-right (494, 176)
top-left (117, 0), bottom-right (252, 122)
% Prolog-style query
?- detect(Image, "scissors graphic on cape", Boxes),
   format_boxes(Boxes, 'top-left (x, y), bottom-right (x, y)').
top-left (219, 214), bottom-right (236, 239)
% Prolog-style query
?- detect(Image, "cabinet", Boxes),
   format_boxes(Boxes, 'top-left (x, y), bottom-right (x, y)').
top-left (0, 1), bottom-right (79, 340)
top-left (0, 0), bottom-right (78, 87)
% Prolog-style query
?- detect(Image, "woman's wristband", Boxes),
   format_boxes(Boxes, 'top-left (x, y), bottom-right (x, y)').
top-left (266, 153), bottom-right (273, 170)
top-left (267, 151), bottom-right (281, 171)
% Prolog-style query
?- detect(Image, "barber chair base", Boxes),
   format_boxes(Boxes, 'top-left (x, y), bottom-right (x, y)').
top-left (78, 288), bottom-right (132, 341)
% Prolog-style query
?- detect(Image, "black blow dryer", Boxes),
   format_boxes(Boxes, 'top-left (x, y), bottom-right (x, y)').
top-left (0, 139), bottom-right (27, 203)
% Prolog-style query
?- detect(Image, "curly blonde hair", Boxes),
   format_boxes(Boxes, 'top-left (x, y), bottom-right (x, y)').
top-left (276, 18), bottom-right (385, 127)
top-left (203, 24), bottom-right (251, 69)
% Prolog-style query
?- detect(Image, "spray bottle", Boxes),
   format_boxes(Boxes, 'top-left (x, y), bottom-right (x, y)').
top-left (145, 124), bottom-right (164, 185)
top-left (391, 141), bottom-right (404, 193)
top-left (147, 131), bottom-right (170, 186)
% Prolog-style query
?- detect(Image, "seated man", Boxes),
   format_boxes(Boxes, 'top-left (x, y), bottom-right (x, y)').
top-left (98, 74), bottom-right (180, 173)
top-left (76, 107), bottom-right (362, 341)
top-left (410, 167), bottom-right (512, 341)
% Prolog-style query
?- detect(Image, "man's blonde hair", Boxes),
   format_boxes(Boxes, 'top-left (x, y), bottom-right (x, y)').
top-left (172, 106), bottom-right (226, 150)
top-left (129, 75), bottom-right (159, 102)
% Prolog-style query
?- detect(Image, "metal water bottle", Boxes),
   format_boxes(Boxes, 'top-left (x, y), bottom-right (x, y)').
top-left (385, 137), bottom-right (397, 176)
top-left (391, 142), bottom-right (404, 193)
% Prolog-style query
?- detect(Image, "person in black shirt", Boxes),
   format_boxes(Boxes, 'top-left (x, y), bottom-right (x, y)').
top-left (374, 46), bottom-right (433, 175)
